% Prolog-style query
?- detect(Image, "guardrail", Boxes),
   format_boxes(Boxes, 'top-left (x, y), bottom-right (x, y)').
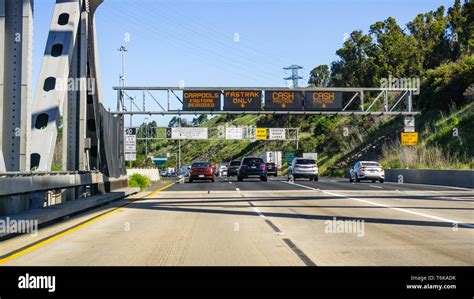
top-left (385, 169), bottom-right (474, 189)
top-left (0, 172), bottom-right (128, 216)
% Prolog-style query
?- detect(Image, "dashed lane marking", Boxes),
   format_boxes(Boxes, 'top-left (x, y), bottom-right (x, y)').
top-left (369, 185), bottom-right (383, 189)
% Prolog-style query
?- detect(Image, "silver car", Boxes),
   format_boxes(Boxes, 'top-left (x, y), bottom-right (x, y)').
top-left (288, 158), bottom-right (319, 181)
top-left (349, 161), bottom-right (385, 183)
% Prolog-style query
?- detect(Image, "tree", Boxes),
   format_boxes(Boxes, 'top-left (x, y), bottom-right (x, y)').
top-left (308, 65), bottom-right (331, 87)
top-left (192, 114), bottom-right (208, 126)
top-left (330, 30), bottom-right (377, 87)
top-left (168, 117), bottom-right (190, 127)
top-left (369, 17), bottom-right (420, 78)
top-left (462, 0), bottom-right (474, 54)
top-left (407, 6), bottom-right (449, 70)
top-left (447, 0), bottom-right (465, 58)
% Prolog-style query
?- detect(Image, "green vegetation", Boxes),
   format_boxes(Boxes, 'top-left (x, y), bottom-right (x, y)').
top-left (133, 0), bottom-right (473, 174)
top-left (128, 173), bottom-right (151, 191)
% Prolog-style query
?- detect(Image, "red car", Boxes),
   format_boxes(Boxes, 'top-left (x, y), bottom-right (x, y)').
top-left (189, 162), bottom-right (215, 183)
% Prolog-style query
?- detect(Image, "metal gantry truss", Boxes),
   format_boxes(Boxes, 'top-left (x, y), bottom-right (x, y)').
top-left (112, 86), bottom-right (420, 116)
top-left (130, 126), bottom-right (300, 141)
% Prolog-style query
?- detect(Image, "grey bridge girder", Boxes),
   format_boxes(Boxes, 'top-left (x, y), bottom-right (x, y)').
top-left (30, 0), bottom-right (82, 171)
top-left (30, 0), bottom-right (104, 172)
top-left (0, 0), bottom-right (33, 172)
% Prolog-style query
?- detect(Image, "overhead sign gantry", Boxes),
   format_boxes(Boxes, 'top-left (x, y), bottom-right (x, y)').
top-left (112, 86), bottom-right (420, 116)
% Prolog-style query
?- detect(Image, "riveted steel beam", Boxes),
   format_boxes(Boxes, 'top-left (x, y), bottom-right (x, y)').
top-left (0, 0), bottom-right (33, 172)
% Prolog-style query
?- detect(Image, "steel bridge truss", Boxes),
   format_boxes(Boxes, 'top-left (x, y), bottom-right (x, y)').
top-left (1, 1), bottom-right (127, 217)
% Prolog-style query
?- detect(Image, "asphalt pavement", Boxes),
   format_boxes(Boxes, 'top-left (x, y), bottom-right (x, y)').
top-left (1, 176), bottom-right (473, 266)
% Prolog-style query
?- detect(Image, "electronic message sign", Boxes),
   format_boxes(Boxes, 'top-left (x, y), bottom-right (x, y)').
top-left (264, 91), bottom-right (303, 111)
top-left (304, 91), bottom-right (343, 111)
top-left (183, 90), bottom-right (221, 111)
top-left (224, 90), bottom-right (262, 110)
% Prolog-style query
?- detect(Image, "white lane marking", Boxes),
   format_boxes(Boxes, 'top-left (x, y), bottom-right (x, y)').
top-left (252, 206), bottom-right (265, 217)
top-left (285, 181), bottom-right (474, 228)
top-left (285, 181), bottom-right (320, 191)
top-left (369, 185), bottom-right (383, 189)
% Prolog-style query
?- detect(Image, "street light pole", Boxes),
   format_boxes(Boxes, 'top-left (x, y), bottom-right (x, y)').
top-left (118, 45), bottom-right (131, 167)
top-left (144, 117), bottom-right (149, 157)
top-left (118, 45), bottom-right (130, 126)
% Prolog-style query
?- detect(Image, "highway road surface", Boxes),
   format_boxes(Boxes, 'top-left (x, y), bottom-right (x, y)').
top-left (1, 177), bottom-right (473, 266)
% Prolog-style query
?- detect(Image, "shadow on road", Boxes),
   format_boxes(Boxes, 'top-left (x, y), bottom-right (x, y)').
top-left (125, 202), bottom-right (474, 229)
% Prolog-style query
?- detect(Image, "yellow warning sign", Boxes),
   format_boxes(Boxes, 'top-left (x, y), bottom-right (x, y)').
top-left (256, 128), bottom-right (268, 140)
top-left (401, 132), bottom-right (419, 146)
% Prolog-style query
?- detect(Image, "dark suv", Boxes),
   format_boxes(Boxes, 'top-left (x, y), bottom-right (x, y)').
top-left (238, 157), bottom-right (267, 182)
top-left (265, 162), bottom-right (278, 177)
top-left (227, 160), bottom-right (241, 177)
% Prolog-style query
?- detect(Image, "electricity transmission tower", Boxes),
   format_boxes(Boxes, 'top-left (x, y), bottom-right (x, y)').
top-left (283, 65), bottom-right (303, 87)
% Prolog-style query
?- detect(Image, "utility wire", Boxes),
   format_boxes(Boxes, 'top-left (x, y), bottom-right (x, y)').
top-left (99, 11), bottom-right (281, 86)
top-left (126, 0), bottom-right (286, 71)
top-left (104, 4), bottom-right (282, 84)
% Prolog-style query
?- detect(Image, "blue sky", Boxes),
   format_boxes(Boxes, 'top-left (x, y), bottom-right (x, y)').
top-left (33, 0), bottom-right (455, 126)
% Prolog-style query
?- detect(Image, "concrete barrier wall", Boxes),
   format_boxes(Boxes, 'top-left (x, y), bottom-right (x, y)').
top-left (385, 169), bottom-right (474, 189)
top-left (127, 169), bottom-right (160, 182)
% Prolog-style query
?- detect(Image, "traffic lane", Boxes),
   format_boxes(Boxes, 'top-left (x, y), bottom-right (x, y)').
top-left (272, 176), bottom-right (412, 192)
top-left (151, 186), bottom-right (474, 265)
top-left (286, 180), bottom-right (474, 225)
top-left (166, 178), bottom-right (237, 192)
top-left (246, 192), bottom-right (474, 265)
top-left (2, 192), bottom-right (305, 266)
top-left (0, 191), bottom-right (152, 259)
top-left (157, 188), bottom-right (474, 230)
top-left (170, 176), bottom-right (473, 193)
top-left (292, 176), bottom-right (474, 192)
top-left (166, 176), bottom-right (309, 192)
top-left (161, 177), bottom-right (474, 225)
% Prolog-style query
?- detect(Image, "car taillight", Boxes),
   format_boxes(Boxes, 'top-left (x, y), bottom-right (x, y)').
top-left (261, 164), bottom-right (266, 169)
